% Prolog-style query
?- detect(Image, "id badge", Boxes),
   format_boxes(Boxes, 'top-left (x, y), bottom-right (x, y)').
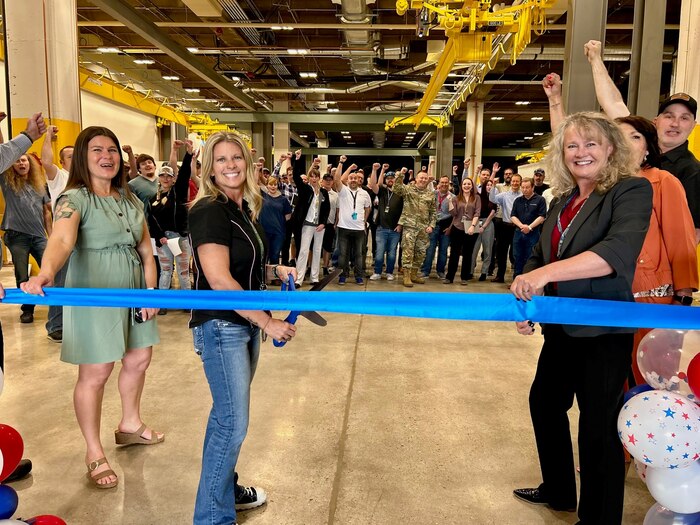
top-left (352, 212), bottom-right (358, 220)
top-left (384, 205), bottom-right (390, 213)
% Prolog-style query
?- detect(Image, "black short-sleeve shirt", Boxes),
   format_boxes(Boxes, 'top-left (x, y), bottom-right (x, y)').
top-left (188, 196), bottom-right (268, 328)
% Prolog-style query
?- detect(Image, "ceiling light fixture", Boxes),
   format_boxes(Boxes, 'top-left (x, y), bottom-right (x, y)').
top-left (185, 88), bottom-right (200, 93)
top-left (287, 49), bottom-right (309, 55)
top-left (327, 108), bottom-right (339, 112)
top-left (220, 107), bottom-right (232, 111)
top-left (524, 136), bottom-right (534, 139)
top-left (491, 116), bottom-right (504, 120)
top-left (133, 59), bottom-right (155, 65)
top-left (530, 116), bottom-right (543, 121)
top-left (162, 75), bottom-right (179, 81)
top-left (187, 47), bottom-right (199, 53)
top-left (534, 132), bottom-right (544, 136)
top-left (97, 47), bottom-right (120, 53)
top-left (515, 101), bottom-right (531, 105)
top-left (299, 72), bottom-right (318, 78)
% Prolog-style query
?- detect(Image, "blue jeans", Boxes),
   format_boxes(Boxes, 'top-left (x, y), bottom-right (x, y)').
top-left (513, 229), bottom-right (540, 278)
top-left (3, 230), bottom-right (47, 314)
top-left (192, 320), bottom-right (260, 525)
top-left (46, 263), bottom-right (66, 333)
top-left (265, 231), bottom-right (284, 264)
top-left (157, 231), bottom-right (192, 290)
top-left (420, 225), bottom-right (450, 275)
top-left (374, 226), bottom-right (401, 274)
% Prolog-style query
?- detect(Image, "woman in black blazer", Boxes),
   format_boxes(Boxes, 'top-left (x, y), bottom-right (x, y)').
top-left (290, 150), bottom-right (330, 285)
top-left (510, 113), bottom-right (652, 525)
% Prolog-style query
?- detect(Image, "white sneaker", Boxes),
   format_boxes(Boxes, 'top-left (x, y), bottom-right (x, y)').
top-left (369, 273), bottom-right (381, 281)
top-left (386, 274), bottom-right (395, 281)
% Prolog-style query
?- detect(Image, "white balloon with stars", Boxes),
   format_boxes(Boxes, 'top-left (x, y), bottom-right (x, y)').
top-left (617, 390), bottom-right (700, 469)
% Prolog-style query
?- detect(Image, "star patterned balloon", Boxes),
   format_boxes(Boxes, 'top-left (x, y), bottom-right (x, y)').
top-left (618, 390), bottom-right (700, 469)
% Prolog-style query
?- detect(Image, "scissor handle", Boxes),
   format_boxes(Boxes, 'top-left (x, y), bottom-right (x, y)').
top-left (274, 275), bottom-right (297, 347)
top-left (280, 274), bottom-right (296, 292)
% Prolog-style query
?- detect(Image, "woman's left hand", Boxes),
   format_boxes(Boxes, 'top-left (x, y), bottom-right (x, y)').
top-left (510, 268), bottom-right (547, 301)
top-left (515, 320), bottom-right (536, 335)
top-left (276, 265), bottom-right (297, 283)
top-left (140, 307), bottom-right (160, 321)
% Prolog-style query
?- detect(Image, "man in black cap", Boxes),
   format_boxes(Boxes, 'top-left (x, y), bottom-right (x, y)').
top-left (532, 168), bottom-right (549, 195)
top-left (654, 93), bottom-right (700, 241)
top-left (584, 39), bottom-right (700, 241)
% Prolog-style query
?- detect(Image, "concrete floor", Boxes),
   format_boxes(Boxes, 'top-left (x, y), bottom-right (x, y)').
top-left (0, 265), bottom-right (655, 524)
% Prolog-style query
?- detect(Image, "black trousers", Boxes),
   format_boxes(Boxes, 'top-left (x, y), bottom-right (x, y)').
top-left (530, 324), bottom-right (632, 525)
top-left (337, 227), bottom-right (365, 278)
top-left (445, 227), bottom-right (478, 281)
top-left (495, 221), bottom-right (515, 280)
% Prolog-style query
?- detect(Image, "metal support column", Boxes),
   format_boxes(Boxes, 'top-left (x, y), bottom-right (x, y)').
top-left (562, 0), bottom-right (608, 113)
top-left (435, 126), bottom-right (454, 180)
top-left (251, 121), bottom-right (273, 166)
top-left (464, 101), bottom-right (484, 178)
top-left (627, 0), bottom-right (667, 119)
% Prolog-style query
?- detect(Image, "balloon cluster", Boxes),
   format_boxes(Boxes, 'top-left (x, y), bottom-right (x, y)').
top-left (0, 370), bottom-right (66, 525)
top-left (618, 329), bottom-right (700, 523)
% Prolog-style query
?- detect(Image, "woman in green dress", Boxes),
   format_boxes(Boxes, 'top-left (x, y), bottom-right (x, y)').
top-left (22, 126), bottom-right (163, 489)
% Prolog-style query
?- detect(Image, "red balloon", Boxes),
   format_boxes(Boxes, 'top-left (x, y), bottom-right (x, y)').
top-left (688, 352), bottom-right (700, 399)
top-left (0, 424), bottom-right (24, 483)
top-left (25, 516), bottom-right (68, 525)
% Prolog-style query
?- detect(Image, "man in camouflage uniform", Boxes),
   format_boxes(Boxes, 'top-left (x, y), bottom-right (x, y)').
top-left (393, 168), bottom-right (436, 287)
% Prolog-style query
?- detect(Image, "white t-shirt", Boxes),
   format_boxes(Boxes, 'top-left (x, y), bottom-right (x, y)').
top-left (326, 188), bottom-right (338, 224)
top-left (47, 167), bottom-right (69, 212)
top-left (337, 185), bottom-right (371, 230)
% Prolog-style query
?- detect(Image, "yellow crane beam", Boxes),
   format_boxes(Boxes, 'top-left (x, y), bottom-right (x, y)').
top-left (389, 0), bottom-right (555, 130)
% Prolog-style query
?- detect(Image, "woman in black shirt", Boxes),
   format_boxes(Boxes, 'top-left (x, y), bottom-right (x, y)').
top-left (188, 131), bottom-right (297, 525)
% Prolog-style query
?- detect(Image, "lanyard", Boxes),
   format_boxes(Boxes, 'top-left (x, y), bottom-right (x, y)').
top-left (241, 210), bottom-right (267, 291)
top-left (350, 189), bottom-right (358, 211)
top-left (556, 189), bottom-right (587, 259)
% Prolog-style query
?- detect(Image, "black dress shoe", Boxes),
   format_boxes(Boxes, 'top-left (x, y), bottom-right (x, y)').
top-left (4, 459), bottom-right (32, 483)
top-left (513, 487), bottom-right (576, 512)
top-left (19, 311), bottom-right (34, 324)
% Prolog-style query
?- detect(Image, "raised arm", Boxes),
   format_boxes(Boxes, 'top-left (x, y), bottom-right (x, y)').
top-left (543, 73), bottom-right (566, 132)
top-left (369, 162), bottom-right (382, 193)
top-left (333, 154), bottom-right (346, 191)
top-left (584, 40), bottom-right (631, 119)
top-left (41, 125), bottom-right (60, 180)
top-left (122, 144), bottom-right (139, 179)
top-left (174, 140), bottom-right (193, 201)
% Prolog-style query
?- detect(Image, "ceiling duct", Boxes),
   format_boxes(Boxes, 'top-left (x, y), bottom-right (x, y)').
top-left (372, 131), bottom-right (385, 148)
top-left (218, 0), bottom-right (297, 86)
top-left (333, 0), bottom-right (380, 76)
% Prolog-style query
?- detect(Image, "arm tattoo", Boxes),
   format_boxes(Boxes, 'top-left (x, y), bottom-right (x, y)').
top-left (54, 196), bottom-right (78, 221)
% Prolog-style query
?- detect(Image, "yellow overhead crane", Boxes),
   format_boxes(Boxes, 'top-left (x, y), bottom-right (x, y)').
top-left (387, 0), bottom-right (556, 130)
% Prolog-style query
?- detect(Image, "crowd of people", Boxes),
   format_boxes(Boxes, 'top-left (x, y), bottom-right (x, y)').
top-left (1, 36), bottom-right (699, 524)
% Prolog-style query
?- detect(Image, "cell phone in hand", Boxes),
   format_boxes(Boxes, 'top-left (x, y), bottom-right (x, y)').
top-left (132, 308), bottom-right (144, 323)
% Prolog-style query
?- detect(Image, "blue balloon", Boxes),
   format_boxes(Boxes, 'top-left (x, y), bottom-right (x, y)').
top-left (624, 383), bottom-right (654, 403)
top-left (0, 485), bottom-right (18, 520)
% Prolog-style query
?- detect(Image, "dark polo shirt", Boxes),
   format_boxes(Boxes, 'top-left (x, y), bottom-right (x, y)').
top-left (660, 141), bottom-right (700, 227)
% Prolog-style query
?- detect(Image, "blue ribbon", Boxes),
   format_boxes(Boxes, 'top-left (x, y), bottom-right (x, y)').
top-left (2, 288), bottom-right (700, 330)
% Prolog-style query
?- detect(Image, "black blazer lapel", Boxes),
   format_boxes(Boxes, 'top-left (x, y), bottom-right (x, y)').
top-left (557, 191), bottom-right (604, 258)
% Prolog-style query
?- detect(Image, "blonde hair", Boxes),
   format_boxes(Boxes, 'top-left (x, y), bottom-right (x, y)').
top-left (547, 112), bottom-right (636, 198)
top-left (4, 154), bottom-right (46, 195)
top-left (192, 132), bottom-right (262, 221)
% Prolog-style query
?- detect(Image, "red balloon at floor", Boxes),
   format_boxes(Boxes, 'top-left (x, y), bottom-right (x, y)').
top-left (25, 516), bottom-right (68, 525)
top-left (0, 425), bottom-right (24, 483)
top-left (688, 351), bottom-right (700, 398)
